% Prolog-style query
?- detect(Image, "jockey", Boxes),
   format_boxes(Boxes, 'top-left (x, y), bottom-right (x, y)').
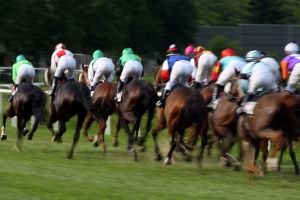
top-left (88, 49), bottom-right (115, 91)
top-left (9, 54), bottom-right (35, 102)
top-left (191, 45), bottom-right (217, 88)
top-left (259, 51), bottom-right (281, 86)
top-left (114, 47), bottom-right (143, 103)
top-left (156, 44), bottom-right (193, 107)
top-left (49, 43), bottom-right (76, 99)
top-left (239, 50), bottom-right (277, 104)
top-left (184, 44), bottom-right (195, 58)
top-left (281, 41), bottom-right (300, 93)
top-left (209, 48), bottom-right (246, 105)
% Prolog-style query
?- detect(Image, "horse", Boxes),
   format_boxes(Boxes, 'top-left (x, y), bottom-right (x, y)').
top-left (153, 61), bottom-right (213, 151)
top-left (47, 80), bottom-right (94, 159)
top-left (115, 78), bottom-right (158, 161)
top-left (152, 85), bottom-right (208, 164)
top-left (229, 79), bottom-right (300, 176)
top-left (1, 82), bottom-right (47, 150)
top-left (79, 64), bottom-right (117, 153)
top-left (210, 79), bottom-right (269, 169)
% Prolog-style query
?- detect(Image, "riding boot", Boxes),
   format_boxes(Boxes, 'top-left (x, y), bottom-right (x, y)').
top-left (114, 80), bottom-right (125, 103)
top-left (156, 89), bottom-right (170, 107)
top-left (208, 84), bottom-right (224, 108)
top-left (194, 81), bottom-right (203, 89)
top-left (9, 84), bottom-right (18, 102)
top-left (50, 76), bottom-right (59, 99)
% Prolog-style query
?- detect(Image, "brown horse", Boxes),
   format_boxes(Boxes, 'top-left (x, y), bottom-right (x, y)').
top-left (115, 78), bottom-right (158, 161)
top-left (47, 80), bottom-right (94, 159)
top-left (79, 64), bottom-right (117, 152)
top-left (1, 82), bottom-right (47, 150)
top-left (230, 79), bottom-right (300, 176)
top-left (153, 61), bottom-right (213, 151)
top-left (210, 79), bottom-right (269, 169)
top-left (152, 85), bottom-right (208, 164)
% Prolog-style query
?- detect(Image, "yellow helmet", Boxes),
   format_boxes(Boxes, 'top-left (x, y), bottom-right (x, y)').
top-left (193, 46), bottom-right (205, 55)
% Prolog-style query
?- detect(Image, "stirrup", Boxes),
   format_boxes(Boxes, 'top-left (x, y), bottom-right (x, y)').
top-left (114, 92), bottom-right (122, 103)
top-left (156, 100), bottom-right (163, 107)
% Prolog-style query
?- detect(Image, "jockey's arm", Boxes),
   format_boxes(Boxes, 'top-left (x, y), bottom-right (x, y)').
top-left (88, 61), bottom-right (94, 84)
top-left (211, 61), bottom-right (221, 82)
top-left (50, 52), bottom-right (57, 74)
top-left (12, 63), bottom-right (18, 83)
top-left (280, 60), bottom-right (289, 81)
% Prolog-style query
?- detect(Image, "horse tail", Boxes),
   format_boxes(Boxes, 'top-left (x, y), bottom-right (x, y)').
top-left (79, 83), bottom-right (96, 118)
top-left (31, 87), bottom-right (48, 123)
top-left (183, 95), bottom-right (207, 124)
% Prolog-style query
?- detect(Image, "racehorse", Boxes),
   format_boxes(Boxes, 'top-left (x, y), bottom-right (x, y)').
top-left (210, 79), bottom-right (268, 168)
top-left (153, 61), bottom-right (213, 151)
top-left (115, 78), bottom-right (158, 161)
top-left (79, 64), bottom-right (117, 153)
top-left (152, 85), bottom-right (208, 164)
top-left (47, 80), bottom-right (94, 159)
top-left (228, 79), bottom-right (300, 176)
top-left (1, 82), bottom-right (47, 150)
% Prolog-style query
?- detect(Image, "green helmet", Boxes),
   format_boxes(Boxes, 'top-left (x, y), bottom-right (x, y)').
top-left (92, 49), bottom-right (103, 59)
top-left (16, 54), bottom-right (26, 62)
top-left (122, 48), bottom-right (134, 55)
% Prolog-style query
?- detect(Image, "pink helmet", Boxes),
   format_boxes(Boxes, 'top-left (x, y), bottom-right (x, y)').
top-left (55, 43), bottom-right (66, 50)
top-left (184, 44), bottom-right (194, 56)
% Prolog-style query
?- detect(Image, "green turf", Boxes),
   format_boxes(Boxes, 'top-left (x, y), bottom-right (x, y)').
top-left (0, 82), bottom-right (300, 200)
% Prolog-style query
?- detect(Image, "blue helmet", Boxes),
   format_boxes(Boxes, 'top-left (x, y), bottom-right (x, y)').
top-left (245, 50), bottom-right (261, 62)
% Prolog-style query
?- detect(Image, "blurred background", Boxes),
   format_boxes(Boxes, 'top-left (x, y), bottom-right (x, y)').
top-left (1, 0), bottom-right (300, 78)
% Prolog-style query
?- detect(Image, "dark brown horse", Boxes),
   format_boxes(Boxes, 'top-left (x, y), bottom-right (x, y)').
top-left (115, 78), bottom-right (158, 161)
top-left (79, 64), bottom-right (117, 152)
top-left (152, 85), bottom-right (208, 164)
top-left (47, 80), bottom-right (94, 159)
top-left (1, 82), bottom-right (47, 150)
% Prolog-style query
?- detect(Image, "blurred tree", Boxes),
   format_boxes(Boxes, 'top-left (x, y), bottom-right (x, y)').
top-left (248, 0), bottom-right (300, 24)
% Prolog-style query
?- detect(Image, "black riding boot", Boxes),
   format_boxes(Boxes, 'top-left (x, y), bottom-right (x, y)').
top-left (156, 89), bottom-right (170, 107)
top-left (8, 84), bottom-right (18, 102)
top-left (212, 84), bottom-right (224, 102)
top-left (50, 76), bottom-right (59, 100)
top-left (115, 80), bottom-right (125, 103)
top-left (208, 84), bottom-right (224, 108)
top-left (194, 81), bottom-right (203, 89)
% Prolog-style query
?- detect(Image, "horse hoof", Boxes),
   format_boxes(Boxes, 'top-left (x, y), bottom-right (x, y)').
top-left (113, 141), bottom-right (119, 147)
top-left (154, 154), bottom-right (163, 161)
top-left (1, 135), bottom-right (7, 141)
top-left (93, 142), bottom-right (99, 147)
top-left (127, 146), bottom-right (135, 152)
top-left (139, 145), bottom-right (146, 152)
top-left (164, 157), bottom-right (172, 165)
top-left (66, 153), bottom-right (73, 159)
top-left (233, 162), bottom-right (241, 171)
top-left (27, 135), bottom-right (33, 140)
top-left (184, 155), bottom-right (193, 162)
top-left (22, 128), bottom-right (29, 136)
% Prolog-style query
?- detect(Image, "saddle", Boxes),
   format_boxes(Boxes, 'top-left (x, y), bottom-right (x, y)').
top-left (238, 91), bottom-right (272, 115)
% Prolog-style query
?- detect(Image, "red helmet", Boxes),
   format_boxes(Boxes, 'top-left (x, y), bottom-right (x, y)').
top-left (193, 46), bottom-right (205, 55)
top-left (221, 48), bottom-right (236, 58)
top-left (55, 43), bottom-right (66, 50)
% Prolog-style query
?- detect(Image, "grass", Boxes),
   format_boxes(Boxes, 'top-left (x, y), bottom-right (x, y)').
top-left (0, 80), bottom-right (300, 200)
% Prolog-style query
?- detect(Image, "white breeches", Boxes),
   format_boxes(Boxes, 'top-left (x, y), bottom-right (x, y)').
top-left (54, 55), bottom-right (76, 79)
top-left (193, 52), bottom-right (217, 83)
top-left (248, 70), bottom-right (278, 94)
top-left (90, 59), bottom-right (115, 87)
top-left (15, 64), bottom-right (35, 85)
top-left (286, 63), bottom-right (300, 92)
top-left (120, 60), bottom-right (143, 83)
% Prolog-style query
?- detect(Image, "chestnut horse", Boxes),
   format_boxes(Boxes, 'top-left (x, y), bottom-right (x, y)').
top-left (229, 79), bottom-right (300, 176)
top-left (153, 61), bottom-right (213, 150)
top-left (152, 85), bottom-right (208, 164)
top-left (1, 82), bottom-right (47, 150)
top-left (79, 64), bottom-right (117, 152)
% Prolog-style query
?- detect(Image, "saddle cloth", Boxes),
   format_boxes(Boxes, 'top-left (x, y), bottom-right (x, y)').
top-left (241, 101), bottom-right (256, 115)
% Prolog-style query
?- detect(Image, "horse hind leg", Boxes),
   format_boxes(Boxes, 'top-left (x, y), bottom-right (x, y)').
top-left (113, 114), bottom-right (122, 147)
top-left (14, 116), bottom-right (28, 152)
top-left (121, 119), bottom-right (138, 161)
top-left (286, 139), bottom-right (299, 175)
top-left (94, 117), bottom-right (107, 154)
top-left (27, 116), bottom-right (41, 140)
top-left (138, 109), bottom-right (155, 150)
top-left (82, 113), bottom-right (94, 142)
top-left (152, 110), bottom-right (166, 161)
top-left (164, 127), bottom-right (177, 165)
top-left (67, 112), bottom-right (86, 159)
top-left (1, 105), bottom-right (16, 140)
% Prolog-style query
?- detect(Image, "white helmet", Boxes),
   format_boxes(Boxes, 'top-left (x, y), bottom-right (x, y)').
top-left (245, 50), bottom-right (261, 62)
top-left (284, 42), bottom-right (299, 54)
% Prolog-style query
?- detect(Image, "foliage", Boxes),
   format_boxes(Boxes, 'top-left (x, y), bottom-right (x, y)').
top-left (207, 35), bottom-right (242, 57)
